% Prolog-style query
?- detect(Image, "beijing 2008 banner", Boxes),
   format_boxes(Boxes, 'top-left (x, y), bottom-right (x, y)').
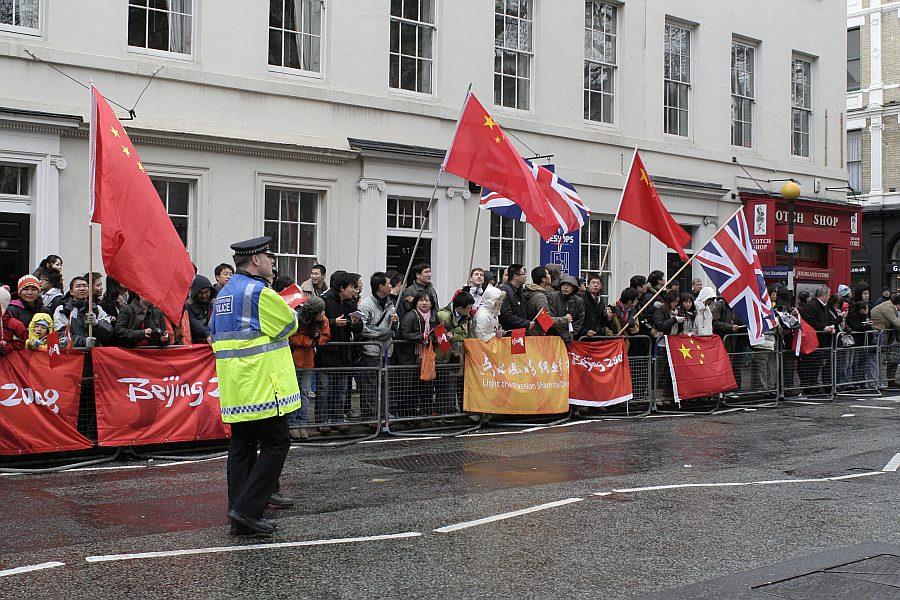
top-left (463, 336), bottom-right (569, 414)
top-left (567, 339), bottom-right (632, 407)
top-left (92, 345), bottom-right (230, 446)
top-left (0, 351), bottom-right (91, 455)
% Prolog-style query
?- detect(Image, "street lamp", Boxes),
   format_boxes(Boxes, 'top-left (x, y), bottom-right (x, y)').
top-left (781, 180), bottom-right (801, 295)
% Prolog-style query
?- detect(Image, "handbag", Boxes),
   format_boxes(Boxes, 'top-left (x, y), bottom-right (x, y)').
top-left (838, 332), bottom-right (856, 347)
top-left (419, 341), bottom-right (436, 381)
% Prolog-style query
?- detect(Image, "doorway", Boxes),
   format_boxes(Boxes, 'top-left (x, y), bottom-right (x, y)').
top-left (0, 213), bottom-right (30, 287)
top-left (386, 236), bottom-right (431, 281)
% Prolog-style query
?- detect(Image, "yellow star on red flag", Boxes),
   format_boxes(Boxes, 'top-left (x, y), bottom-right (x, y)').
top-left (122, 145), bottom-right (131, 158)
top-left (678, 343), bottom-right (692, 359)
top-left (483, 115), bottom-right (497, 130)
top-left (109, 126), bottom-right (120, 138)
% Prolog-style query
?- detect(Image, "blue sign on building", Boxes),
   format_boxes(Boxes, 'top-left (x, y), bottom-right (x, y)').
top-left (539, 230), bottom-right (581, 277)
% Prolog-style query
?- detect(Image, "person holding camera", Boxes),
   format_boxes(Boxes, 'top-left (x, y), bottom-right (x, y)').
top-left (113, 294), bottom-right (171, 347)
top-left (52, 276), bottom-right (113, 349)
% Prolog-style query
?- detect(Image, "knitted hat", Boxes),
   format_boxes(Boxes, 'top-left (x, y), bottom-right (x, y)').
top-left (17, 274), bottom-right (40, 294)
top-left (837, 284), bottom-right (851, 298)
top-left (301, 295), bottom-right (325, 315)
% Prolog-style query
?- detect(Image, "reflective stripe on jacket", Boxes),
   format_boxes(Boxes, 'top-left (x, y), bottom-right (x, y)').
top-left (209, 272), bottom-right (300, 423)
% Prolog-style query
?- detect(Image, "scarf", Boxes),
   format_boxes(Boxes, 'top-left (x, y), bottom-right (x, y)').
top-left (417, 308), bottom-right (432, 343)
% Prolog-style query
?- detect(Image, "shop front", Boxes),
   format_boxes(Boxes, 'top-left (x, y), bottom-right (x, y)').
top-left (742, 193), bottom-right (861, 295)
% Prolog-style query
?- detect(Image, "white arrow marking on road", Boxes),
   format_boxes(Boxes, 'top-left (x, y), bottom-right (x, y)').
top-left (882, 453), bottom-right (900, 472)
top-left (0, 561), bottom-right (65, 578)
top-left (434, 498), bottom-right (583, 533)
top-left (85, 532), bottom-right (422, 563)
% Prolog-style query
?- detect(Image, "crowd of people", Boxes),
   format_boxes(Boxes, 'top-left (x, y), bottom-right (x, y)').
top-left (2, 253), bottom-right (897, 433)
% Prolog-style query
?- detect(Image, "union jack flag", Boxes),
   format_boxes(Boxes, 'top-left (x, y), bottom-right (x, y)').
top-left (695, 209), bottom-right (777, 346)
top-left (480, 161), bottom-right (589, 235)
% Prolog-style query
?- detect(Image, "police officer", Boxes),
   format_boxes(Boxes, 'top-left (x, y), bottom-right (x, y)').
top-left (210, 236), bottom-right (300, 536)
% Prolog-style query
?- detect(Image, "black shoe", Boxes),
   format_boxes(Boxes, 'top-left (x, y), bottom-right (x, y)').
top-left (229, 518), bottom-right (278, 536)
top-left (228, 510), bottom-right (274, 535)
top-left (268, 493), bottom-right (296, 509)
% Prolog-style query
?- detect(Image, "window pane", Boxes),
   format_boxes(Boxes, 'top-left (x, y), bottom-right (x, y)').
top-left (171, 216), bottom-right (188, 247)
top-left (167, 181), bottom-right (190, 215)
top-left (268, 29), bottom-right (282, 65)
top-left (299, 224), bottom-right (316, 255)
top-left (299, 192), bottom-right (317, 222)
top-left (147, 8), bottom-right (170, 51)
top-left (265, 189), bottom-right (280, 220)
top-left (128, 6), bottom-right (147, 47)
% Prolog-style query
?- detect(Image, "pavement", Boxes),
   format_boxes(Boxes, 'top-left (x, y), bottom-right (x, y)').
top-left (1, 393), bottom-right (898, 599)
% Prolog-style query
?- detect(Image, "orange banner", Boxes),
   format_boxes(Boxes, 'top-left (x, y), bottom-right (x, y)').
top-left (463, 337), bottom-right (569, 414)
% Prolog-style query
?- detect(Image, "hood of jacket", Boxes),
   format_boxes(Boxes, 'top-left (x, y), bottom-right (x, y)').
top-left (481, 285), bottom-right (503, 312)
top-left (27, 312), bottom-right (53, 341)
top-left (696, 286), bottom-right (716, 306)
top-left (190, 275), bottom-right (215, 301)
top-left (523, 283), bottom-right (549, 300)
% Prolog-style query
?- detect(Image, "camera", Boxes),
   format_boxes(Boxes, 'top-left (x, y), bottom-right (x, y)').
top-left (149, 328), bottom-right (167, 342)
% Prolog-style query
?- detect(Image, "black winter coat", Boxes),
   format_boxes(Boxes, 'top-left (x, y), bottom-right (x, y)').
top-left (316, 289), bottom-right (362, 366)
top-left (396, 309), bottom-right (437, 366)
top-left (114, 300), bottom-right (170, 347)
top-left (579, 291), bottom-right (609, 338)
top-left (499, 283), bottom-right (530, 331)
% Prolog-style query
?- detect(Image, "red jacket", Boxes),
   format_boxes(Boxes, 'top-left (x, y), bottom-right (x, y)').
top-left (289, 318), bottom-right (331, 369)
top-left (0, 312), bottom-right (27, 354)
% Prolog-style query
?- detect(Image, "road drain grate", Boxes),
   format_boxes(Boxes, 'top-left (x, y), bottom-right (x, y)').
top-left (752, 554), bottom-right (900, 598)
top-left (365, 450), bottom-right (498, 472)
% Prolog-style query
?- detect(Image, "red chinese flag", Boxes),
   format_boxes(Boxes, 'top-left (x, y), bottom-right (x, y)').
top-left (434, 323), bottom-right (451, 354)
top-left (89, 85), bottom-right (194, 324)
top-left (443, 92), bottom-right (560, 241)
top-left (278, 283), bottom-right (308, 309)
top-left (535, 307), bottom-right (555, 334)
top-left (618, 151), bottom-right (691, 260)
top-left (664, 335), bottom-right (737, 402)
top-left (510, 328), bottom-right (527, 354)
top-left (46, 330), bottom-right (66, 369)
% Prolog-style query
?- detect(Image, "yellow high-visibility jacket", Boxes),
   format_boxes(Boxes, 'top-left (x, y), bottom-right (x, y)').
top-left (209, 272), bottom-right (300, 423)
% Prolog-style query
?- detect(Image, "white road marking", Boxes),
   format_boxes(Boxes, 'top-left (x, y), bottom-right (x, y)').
top-left (434, 498), bottom-right (583, 533)
top-left (784, 400), bottom-right (823, 405)
top-left (882, 452), bottom-right (900, 472)
top-left (459, 431), bottom-right (524, 437)
top-left (0, 561), bottom-right (65, 577)
top-left (360, 437), bottom-right (441, 444)
top-left (840, 413), bottom-right (856, 418)
top-left (65, 465), bottom-right (146, 472)
top-left (847, 405), bottom-right (895, 410)
top-left (85, 531), bottom-right (422, 563)
top-left (601, 472), bottom-right (885, 495)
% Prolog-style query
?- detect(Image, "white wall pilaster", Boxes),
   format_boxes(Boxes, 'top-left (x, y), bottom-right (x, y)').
top-left (357, 178), bottom-right (387, 282)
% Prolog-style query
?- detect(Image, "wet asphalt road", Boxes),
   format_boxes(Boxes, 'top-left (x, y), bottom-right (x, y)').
top-left (1, 394), bottom-right (898, 600)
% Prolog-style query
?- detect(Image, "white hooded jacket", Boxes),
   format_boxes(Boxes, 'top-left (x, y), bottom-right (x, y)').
top-left (473, 285), bottom-right (504, 341)
top-left (694, 287), bottom-right (716, 336)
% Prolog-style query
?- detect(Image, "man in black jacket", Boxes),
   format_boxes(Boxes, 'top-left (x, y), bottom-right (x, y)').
top-left (499, 263), bottom-right (532, 333)
top-left (799, 286), bottom-right (838, 392)
top-left (316, 272), bottom-right (362, 431)
top-left (579, 272), bottom-right (609, 338)
top-left (711, 295), bottom-right (748, 390)
top-left (186, 275), bottom-right (215, 343)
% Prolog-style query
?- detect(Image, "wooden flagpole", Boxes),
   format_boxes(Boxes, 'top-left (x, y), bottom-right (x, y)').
top-left (616, 206), bottom-right (743, 335)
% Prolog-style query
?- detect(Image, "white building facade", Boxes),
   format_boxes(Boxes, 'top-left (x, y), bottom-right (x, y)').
top-left (0, 0), bottom-right (850, 302)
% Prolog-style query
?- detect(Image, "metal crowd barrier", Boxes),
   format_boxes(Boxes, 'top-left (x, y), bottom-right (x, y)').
top-left (834, 330), bottom-right (881, 398)
top-left (382, 340), bottom-right (481, 437)
top-left (722, 333), bottom-right (779, 409)
top-left (291, 341), bottom-right (384, 446)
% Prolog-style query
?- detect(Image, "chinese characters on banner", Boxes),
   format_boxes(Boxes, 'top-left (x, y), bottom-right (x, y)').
top-left (463, 336), bottom-right (569, 414)
top-left (568, 339), bottom-right (633, 407)
top-left (0, 351), bottom-right (91, 455)
top-left (92, 345), bottom-right (230, 446)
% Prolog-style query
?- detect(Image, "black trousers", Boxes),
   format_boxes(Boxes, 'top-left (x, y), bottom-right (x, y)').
top-left (227, 414), bottom-right (291, 519)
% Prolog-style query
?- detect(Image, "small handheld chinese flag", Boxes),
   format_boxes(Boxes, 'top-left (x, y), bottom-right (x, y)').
top-left (278, 283), bottom-right (308, 309)
top-left (510, 328), bottom-right (527, 354)
top-left (434, 323), bottom-right (451, 354)
top-left (47, 331), bottom-right (65, 369)
top-left (535, 307), bottom-right (555, 334)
